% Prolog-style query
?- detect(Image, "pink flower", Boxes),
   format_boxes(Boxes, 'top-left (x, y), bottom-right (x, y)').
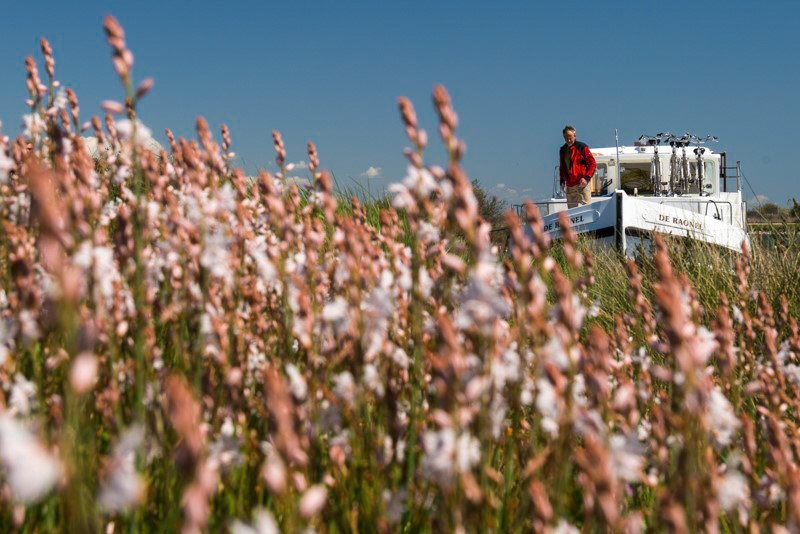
top-left (70, 352), bottom-right (98, 394)
top-left (100, 100), bottom-right (125, 114)
top-left (299, 484), bottom-right (328, 518)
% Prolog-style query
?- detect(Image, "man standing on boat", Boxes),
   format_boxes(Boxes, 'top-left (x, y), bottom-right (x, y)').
top-left (559, 125), bottom-right (597, 208)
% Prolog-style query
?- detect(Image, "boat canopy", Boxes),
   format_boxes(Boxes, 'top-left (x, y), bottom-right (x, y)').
top-left (582, 146), bottom-right (733, 198)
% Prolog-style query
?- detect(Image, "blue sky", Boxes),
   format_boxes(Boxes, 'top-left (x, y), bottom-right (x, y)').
top-left (1, 1), bottom-right (798, 206)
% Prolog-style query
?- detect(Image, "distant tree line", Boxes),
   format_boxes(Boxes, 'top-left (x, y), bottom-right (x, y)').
top-left (747, 198), bottom-right (800, 223)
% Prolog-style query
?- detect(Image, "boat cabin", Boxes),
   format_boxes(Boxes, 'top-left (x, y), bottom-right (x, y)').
top-left (582, 145), bottom-right (738, 198)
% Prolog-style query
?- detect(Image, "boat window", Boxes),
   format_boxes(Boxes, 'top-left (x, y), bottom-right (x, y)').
top-left (591, 164), bottom-right (609, 196)
top-left (685, 161), bottom-right (717, 194)
top-left (619, 162), bottom-right (654, 195)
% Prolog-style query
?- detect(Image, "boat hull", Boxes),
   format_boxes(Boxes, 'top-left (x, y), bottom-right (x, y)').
top-left (525, 191), bottom-right (748, 253)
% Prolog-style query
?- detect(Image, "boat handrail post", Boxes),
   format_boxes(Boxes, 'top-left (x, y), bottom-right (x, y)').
top-left (736, 161), bottom-right (741, 192)
top-left (615, 191), bottom-right (626, 253)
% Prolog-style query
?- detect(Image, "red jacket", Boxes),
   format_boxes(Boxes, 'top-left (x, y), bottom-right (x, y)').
top-left (559, 141), bottom-right (597, 188)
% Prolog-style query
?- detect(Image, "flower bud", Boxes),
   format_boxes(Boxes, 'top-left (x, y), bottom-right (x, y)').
top-left (70, 352), bottom-right (98, 394)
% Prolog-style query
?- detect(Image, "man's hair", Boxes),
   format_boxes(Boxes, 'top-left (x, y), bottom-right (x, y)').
top-left (563, 125), bottom-right (576, 135)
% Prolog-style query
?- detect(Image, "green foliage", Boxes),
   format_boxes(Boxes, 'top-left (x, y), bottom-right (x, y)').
top-left (747, 199), bottom-right (800, 222)
top-left (586, 225), bottom-right (800, 331)
top-left (790, 198), bottom-right (800, 220)
top-left (471, 179), bottom-right (507, 230)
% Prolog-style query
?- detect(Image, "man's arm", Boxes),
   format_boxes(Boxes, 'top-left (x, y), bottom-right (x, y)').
top-left (583, 146), bottom-right (597, 180)
top-left (558, 148), bottom-right (567, 186)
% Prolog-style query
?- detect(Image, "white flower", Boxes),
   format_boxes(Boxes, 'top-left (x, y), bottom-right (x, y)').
top-left (694, 326), bottom-right (718, 367)
top-left (382, 489), bottom-right (407, 525)
top-left (777, 341), bottom-right (792, 366)
top-left (707, 387), bottom-right (740, 448)
top-left (489, 396), bottom-right (508, 439)
top-left (717, 469), bottom-right (749, 512)
top-left (541, 335), bottom-right (579, 371)
top-left (395, 257), bottom-right (412, 292)
top-left (22, 113), bottom-right (45, 139)
top-left (421, 429), bottom-right (480, 487)
top-left (98, 425), bottom-right (145, 512)
top-left (9, 374), bottom-right (37, 416)
top-left (248, 236), bottom-right (277, 287)
top-left (73, 243), bottom-right (120, 308)
top-left (0, 150), bottom-right (13, 184)
top-left (784, 364), bottom-right (800, 386)
top-left (322, 297), bottom-right (351, 336)
top-left (0, 317), bottom-right (15, 366)
top-left (559, 294), bottom-right (587, 331)
top-left (70, 352), bottom-right (98, 394)
top-left (230, 508), bottom-right (280, 534)
top-left (455, 432), bottom-right (481, 473)
top-left (53, 88), bottom-right (68, 111)
top-left (19, 309), bottom-right (41, 341)
top-left (362, 364), bottom-right (385, 398)
top-left (299, 484), bottom-right (328, 518)
top-left (284, 364), bottom-right (308, 401)
top-left (112, 164), bottom-right (130, 185)
top-left (221, 418), bottom-right (235, 438)
top-left (418, 268), bottom-right (433, 299)
top-left (115, 119), bottom-right (153, 146)
top-left (552, 519), bottom-right (580, 534)
top-left (201, 228), bottom-right (232, 285)
top-left (402, 165), bottom-right (437, 197)
top-left (417, 221), bottom-right (440, 243)
top-left (454, 273), bottom-right (509, 334)
top-left (209, 427), bottom-right (243, 470)
top-left (0, 414), bottom-right (61, 503)
top-left (609, 433), bottom-right (644, 483)
top-left (361, 284), bottom-right (394, 360)
top-left (146, 200), bottom-right (161, 224)
top-left (99, 200), bottom-right (121, 226)
top-left (387, 183), bottom-right (416, 211)
top-left (391, 347), bottom-right (410, 369)
top-left (492, 345), bottom-right (521, 390)
top-left (333, 372), bottom-right (356, 407)
top-left (573, 408), bottom-right (604, 438)
top-left (535, 377), bottom-right (560, 437)
top-left (60, 137), bottom-right (73, 155)
top-left (520, 376), bottom-right (535, 406)
top-left (215, 182), bottom-right (237, 215)
top-left (421, 428), bottom-right (456, 486)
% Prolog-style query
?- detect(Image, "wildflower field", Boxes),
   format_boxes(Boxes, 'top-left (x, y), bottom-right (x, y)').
top-left (1, 17), bottom-right (800, 533)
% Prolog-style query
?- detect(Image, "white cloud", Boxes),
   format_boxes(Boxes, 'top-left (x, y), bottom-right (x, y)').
top-left (287, 161), bottom-right (309, 171)
top-left (496, 183), bottom-right (506, 189)
top-left (361, 166), bottom-right (381, 179)
top-left (753, 194), bottom-right (768, 203)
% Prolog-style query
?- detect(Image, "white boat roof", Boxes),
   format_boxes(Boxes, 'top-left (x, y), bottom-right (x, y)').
top-left (590, 145), bottom-right (719, 157)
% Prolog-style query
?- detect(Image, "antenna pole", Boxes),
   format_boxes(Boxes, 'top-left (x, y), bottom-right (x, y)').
top-left (614, 128), bottom-right (620, 190)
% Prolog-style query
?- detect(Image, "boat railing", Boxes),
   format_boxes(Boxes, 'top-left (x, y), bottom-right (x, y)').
top-left (719, 152), bottom-right (741, 192)
top-left (511, 200), bottom-right (555, 220)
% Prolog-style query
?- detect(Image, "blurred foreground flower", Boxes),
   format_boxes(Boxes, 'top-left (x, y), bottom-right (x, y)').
top-left (0, 415), bottom-right (62, 503)
top-left (98, 425), bottom-right (146, 512)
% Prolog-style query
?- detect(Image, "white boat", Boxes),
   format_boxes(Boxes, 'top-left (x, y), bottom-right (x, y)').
top-left (517, 136), bottom-right (749, 253)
